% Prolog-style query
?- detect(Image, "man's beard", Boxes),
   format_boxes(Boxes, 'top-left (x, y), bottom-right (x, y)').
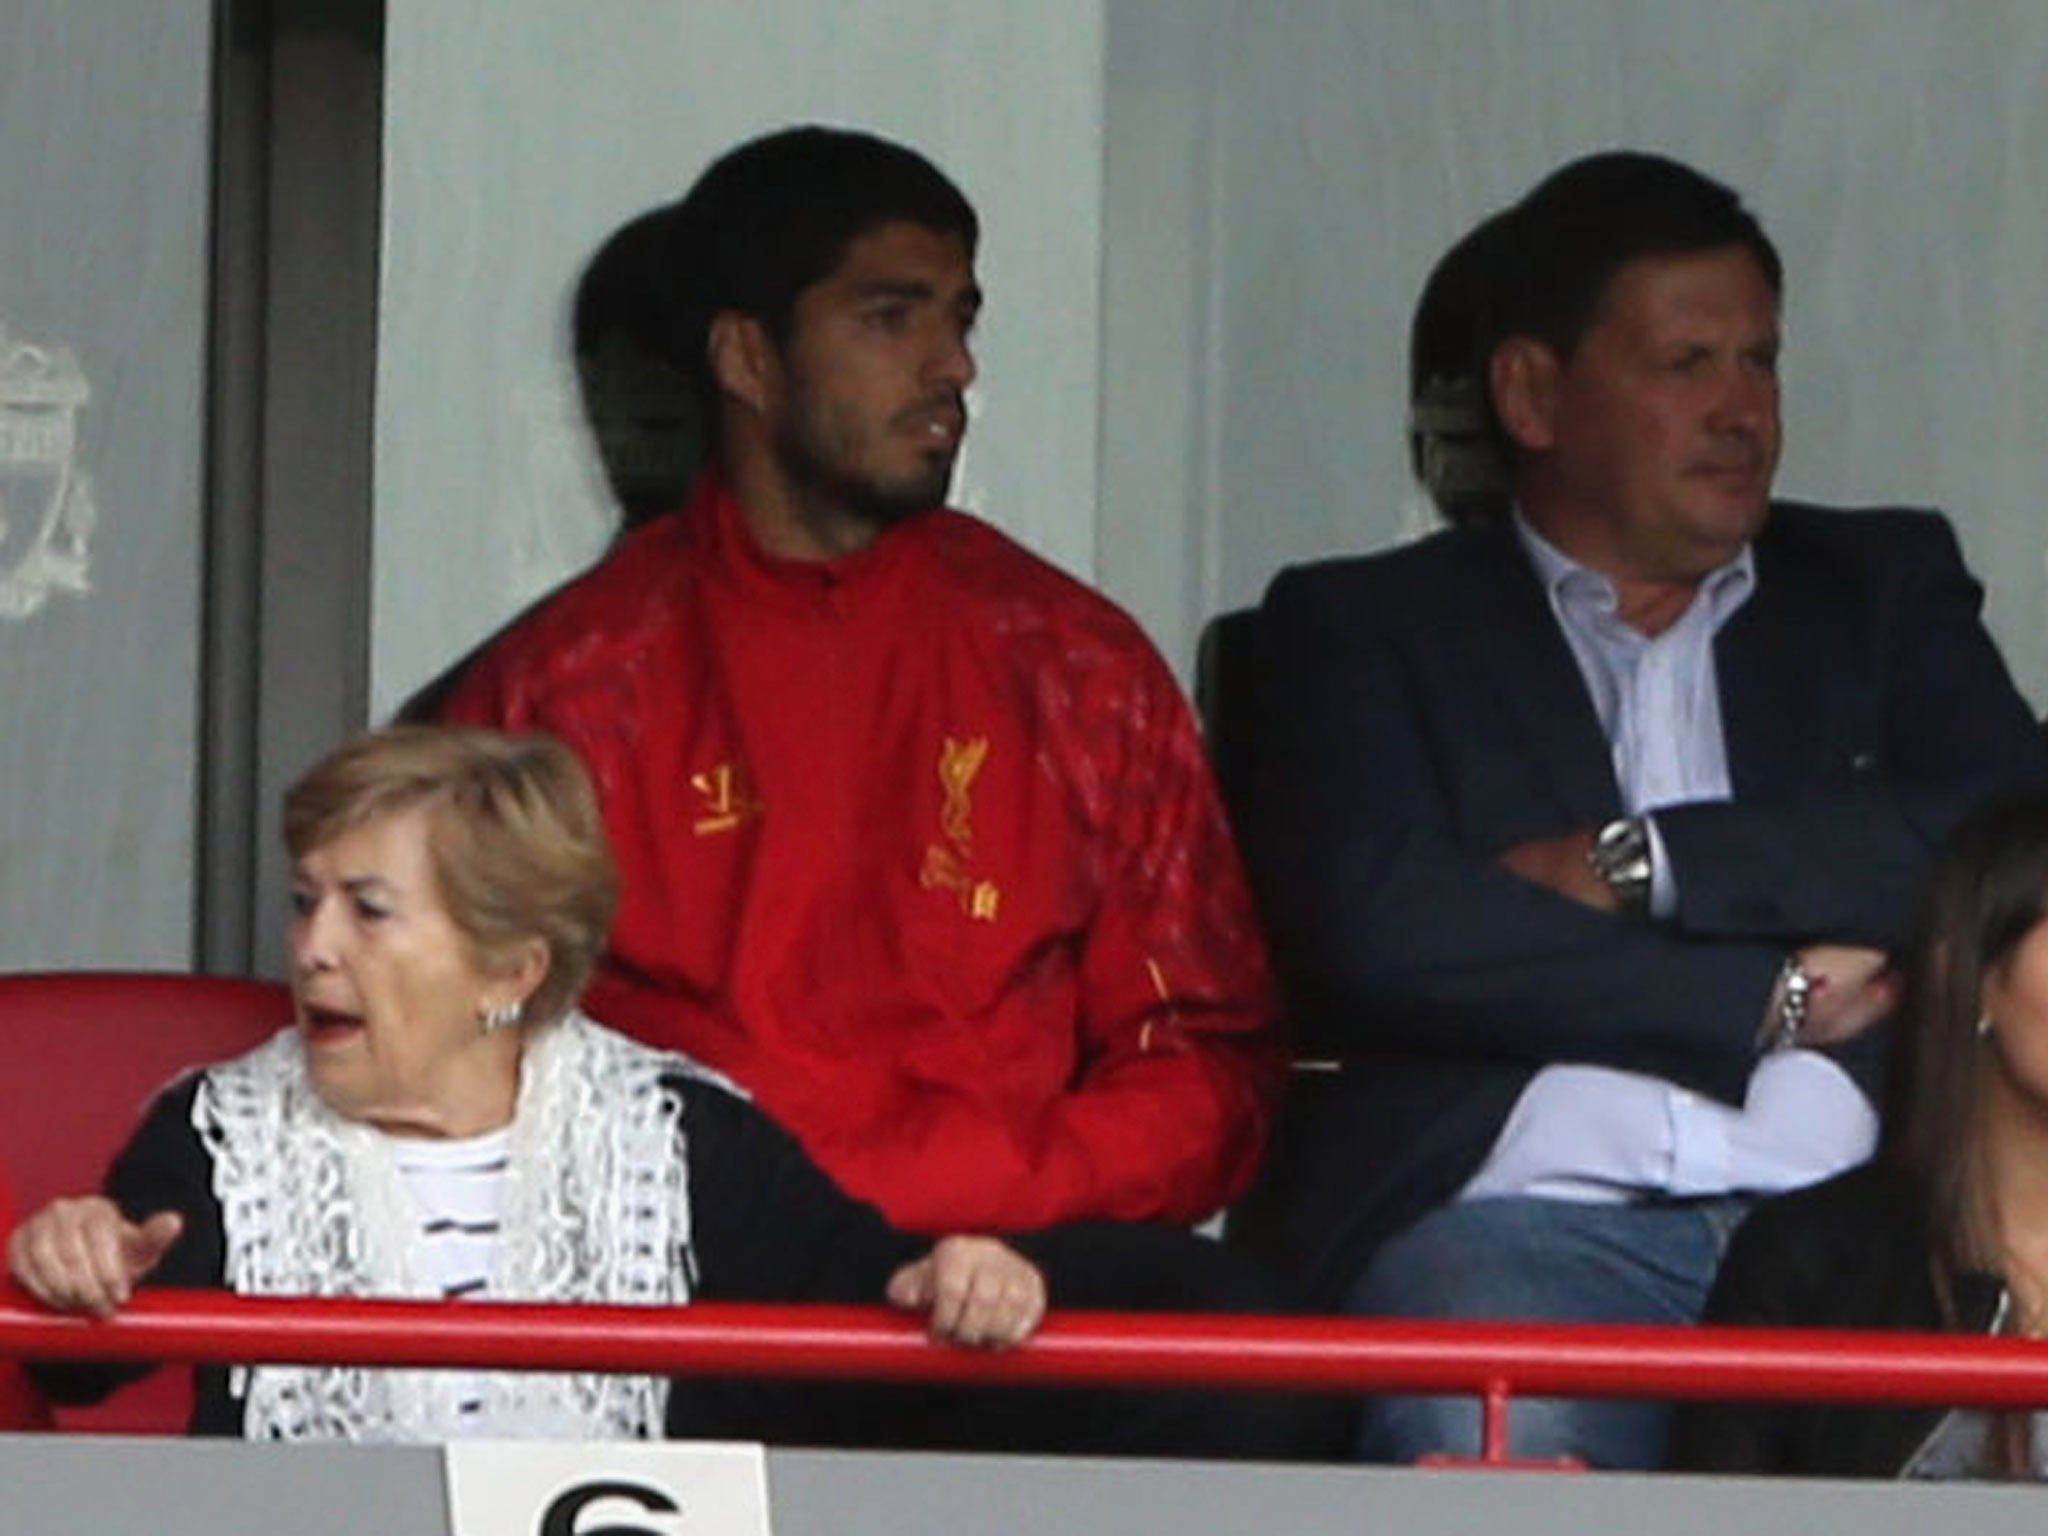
top-left (836, 453), bottom-right (955, 529)
top-left (775, 393), bottom-right (963, 532)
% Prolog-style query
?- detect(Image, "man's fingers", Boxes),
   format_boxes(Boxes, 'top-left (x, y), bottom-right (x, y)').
top-left (929, 1252), bottom-right (973, 1339)
top-left (958, 1270), bottom-right (1044, 1349)
top-left (919, 1238), bottom-right (1048, 1349)
top-left (948, 1265), bottom-right (1003, 1346)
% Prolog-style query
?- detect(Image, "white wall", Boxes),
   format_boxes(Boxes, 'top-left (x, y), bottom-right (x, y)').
top-left (1102, 1), bottom-right (2048, 707)
top-left (0, 0), bottom-right (212, 967)
top-left (373, 0), bottom-right (1108, 717)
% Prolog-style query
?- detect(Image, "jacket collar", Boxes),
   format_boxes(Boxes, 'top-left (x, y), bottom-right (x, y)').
top-left (1463, 503), bottom-right (1847, 813)
top-left (683, 468), bottom-right (932, 613)
top-left (1458, 521), bottom-right (1623, 826)
top-left (1712, 512), bottom-right (1856, 799)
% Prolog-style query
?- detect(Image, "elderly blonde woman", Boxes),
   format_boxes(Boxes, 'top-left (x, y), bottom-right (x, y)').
top-left (13, 727), bottom-right (1333, 1457)
top-left (9, 727), bottom-right (1051, 1442)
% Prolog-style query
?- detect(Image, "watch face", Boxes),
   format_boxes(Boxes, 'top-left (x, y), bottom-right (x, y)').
top-left (1593, 818), bottom-right (1651, 899)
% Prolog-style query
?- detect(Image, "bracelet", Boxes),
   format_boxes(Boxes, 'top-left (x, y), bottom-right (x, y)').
top-left (1772, 954), bottom-right (1811, 1051)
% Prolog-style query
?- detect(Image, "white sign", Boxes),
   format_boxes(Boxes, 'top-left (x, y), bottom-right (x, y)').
top-left (444, 1439), bottom-right (771, 1536)
top-left (0, 321), bottom-right (94, 620)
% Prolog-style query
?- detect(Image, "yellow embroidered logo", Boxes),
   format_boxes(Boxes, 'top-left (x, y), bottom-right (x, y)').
top-left (919, 735), bottom-right (1000, 921)
top-left (689, 761), bottom-right (761, 836)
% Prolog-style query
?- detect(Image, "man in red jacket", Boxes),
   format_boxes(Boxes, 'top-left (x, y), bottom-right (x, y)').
top-left (442, 126), bottom-right (1283, 1236)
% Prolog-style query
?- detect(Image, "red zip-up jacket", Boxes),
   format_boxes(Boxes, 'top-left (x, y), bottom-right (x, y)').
top-left (443, 474), bottom-right (1283, 1232)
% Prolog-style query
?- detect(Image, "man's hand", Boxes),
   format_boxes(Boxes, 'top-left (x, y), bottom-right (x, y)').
top-left (7, 1197), bottom-right (183, 1318)
top-left (1771, 944), bottom-right (1899, 1048)
top-left (886, 1235), bottom-right (1047, 1350)
top-left (1498, 828), bottom-right (1618, 912)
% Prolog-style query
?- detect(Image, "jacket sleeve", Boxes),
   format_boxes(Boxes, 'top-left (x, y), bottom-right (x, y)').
top-left (1656, 511), bottom-right (2047, 948)
top-left (1030, 647), bottom-right (1287, 1225)
top-left (682, 1078), bottom-right (925, 1304)
top-left (26, 1075), bottom-right (224, 1406)
top-left (437, 640), bottom-right (524, 731)
top-left (1252, 562), bottom-right (1781, 1107)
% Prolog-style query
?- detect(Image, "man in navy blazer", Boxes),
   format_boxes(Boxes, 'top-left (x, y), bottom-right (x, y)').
top-left (1248, 152), bottom-right (2046, 1468)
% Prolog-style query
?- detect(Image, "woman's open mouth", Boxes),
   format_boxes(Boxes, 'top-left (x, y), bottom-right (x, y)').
top-left (301, 1003), bottom-right (365, 1045)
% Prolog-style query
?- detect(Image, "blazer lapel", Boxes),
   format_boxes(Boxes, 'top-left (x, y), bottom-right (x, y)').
top-left (1459, 526), bottom-right (1622, 826)
top-left (1717, 517), bottom-right (1847, 799)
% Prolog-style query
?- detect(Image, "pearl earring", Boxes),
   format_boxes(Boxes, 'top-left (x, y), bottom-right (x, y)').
top-left (1977, 1014), bottom-right (1995, 1040)
top-left (480, 999), bottom-right (522, 1034)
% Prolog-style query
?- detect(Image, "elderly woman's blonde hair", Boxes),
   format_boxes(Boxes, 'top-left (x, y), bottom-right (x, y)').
top-left (283, 726), bottom-right (618, 1026)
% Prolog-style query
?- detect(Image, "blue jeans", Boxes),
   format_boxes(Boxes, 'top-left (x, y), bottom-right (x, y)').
top-left (1343, 1194), bottom-right (1749, 1469)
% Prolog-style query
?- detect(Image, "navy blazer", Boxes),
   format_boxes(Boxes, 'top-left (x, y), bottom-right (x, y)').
top-left (1243, 503), bottom-right (2046, 1303)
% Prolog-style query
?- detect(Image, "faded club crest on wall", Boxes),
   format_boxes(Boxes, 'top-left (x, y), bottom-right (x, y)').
top-left (0, 322), bottom-right (95, 620)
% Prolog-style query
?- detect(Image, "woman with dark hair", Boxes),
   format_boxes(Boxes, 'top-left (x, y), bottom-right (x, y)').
top-left (1673, 786), bottom-right (2048, 1478)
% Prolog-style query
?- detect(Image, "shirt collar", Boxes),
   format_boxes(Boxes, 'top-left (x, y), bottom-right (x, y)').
top-left (1512, 507), bottom-right (1756, 632)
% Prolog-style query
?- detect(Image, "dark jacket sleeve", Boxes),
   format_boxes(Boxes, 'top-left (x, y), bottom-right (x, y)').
top-left (1656, 509), bottom-right (2048, 949)
top-left (26, 1074), bottom-right (225, 1406)
top-left (680, 1077), bottom-right (925, 1305)
top-left (669, 1076), bottom-right (987, 1447)
top-left (1254, 554), bottom-right (1780, 1106)
top-left (1253, 510), bottom-right (2045, 1110)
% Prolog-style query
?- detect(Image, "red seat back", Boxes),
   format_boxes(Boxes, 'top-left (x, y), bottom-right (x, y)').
top-left (0, 1172), bottom-right (52, 1430)
top-left (0, 970), bottom-right (291, 1433)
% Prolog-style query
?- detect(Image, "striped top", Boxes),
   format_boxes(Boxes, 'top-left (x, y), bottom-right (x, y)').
top-left (391, 1128), bottom-right (510, 1432)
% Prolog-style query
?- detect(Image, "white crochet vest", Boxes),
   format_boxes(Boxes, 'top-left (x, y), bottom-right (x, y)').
top-left (195, 1011), bottom-right (702, 1442)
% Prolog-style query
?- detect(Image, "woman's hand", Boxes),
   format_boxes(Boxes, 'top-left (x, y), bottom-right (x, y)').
top-left (885, 1235), bottom-right (1047, 1350)
top-left (6, 1197), bottom-right (183, 1318)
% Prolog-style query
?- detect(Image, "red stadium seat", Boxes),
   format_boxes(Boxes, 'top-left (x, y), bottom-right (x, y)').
top-left (0, 970), bottom-right (291, 1433)
top-left (0, 1171), bottom-right (52, 1430)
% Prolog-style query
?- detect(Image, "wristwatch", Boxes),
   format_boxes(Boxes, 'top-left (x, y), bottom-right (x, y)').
top-left (1588, 816), bottom-right (1652, 915)
top-left (1772, 954), bottom-right (1812, 1051)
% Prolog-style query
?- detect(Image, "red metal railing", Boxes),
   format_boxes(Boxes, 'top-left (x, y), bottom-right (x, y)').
top-left (11, 1292), bottom-right (2048, 1461)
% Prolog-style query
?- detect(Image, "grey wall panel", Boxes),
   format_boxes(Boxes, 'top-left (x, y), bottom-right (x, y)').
top-left (1104, 2), bottom-right (2048, 705)
top-left (6, 1435), bottom-right (2048, 1536)
top-left (0, 0), bottom-right (214, 968)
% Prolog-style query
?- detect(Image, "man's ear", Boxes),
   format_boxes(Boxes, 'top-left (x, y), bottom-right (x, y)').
top-left (1489, 337), bottom-right (1562, 453)
top-left (706, 310), bottom-right (778, 416)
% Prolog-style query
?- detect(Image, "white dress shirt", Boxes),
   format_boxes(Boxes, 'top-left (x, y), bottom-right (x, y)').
top-left (1458, 515), bottom-right (1877, 1205)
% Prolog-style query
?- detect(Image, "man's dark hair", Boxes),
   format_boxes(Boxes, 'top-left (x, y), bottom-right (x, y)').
top-left (1490, 149), bottom-right (1781, 359)
top-left (571, 125), bottom-right (978, 498)
top-left (1413, 151), bottom-right (1783, 526)
top-left (572, 204), bottom-right (702, 528)
top-left (1408, 208), bottom-right (1515, 528)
